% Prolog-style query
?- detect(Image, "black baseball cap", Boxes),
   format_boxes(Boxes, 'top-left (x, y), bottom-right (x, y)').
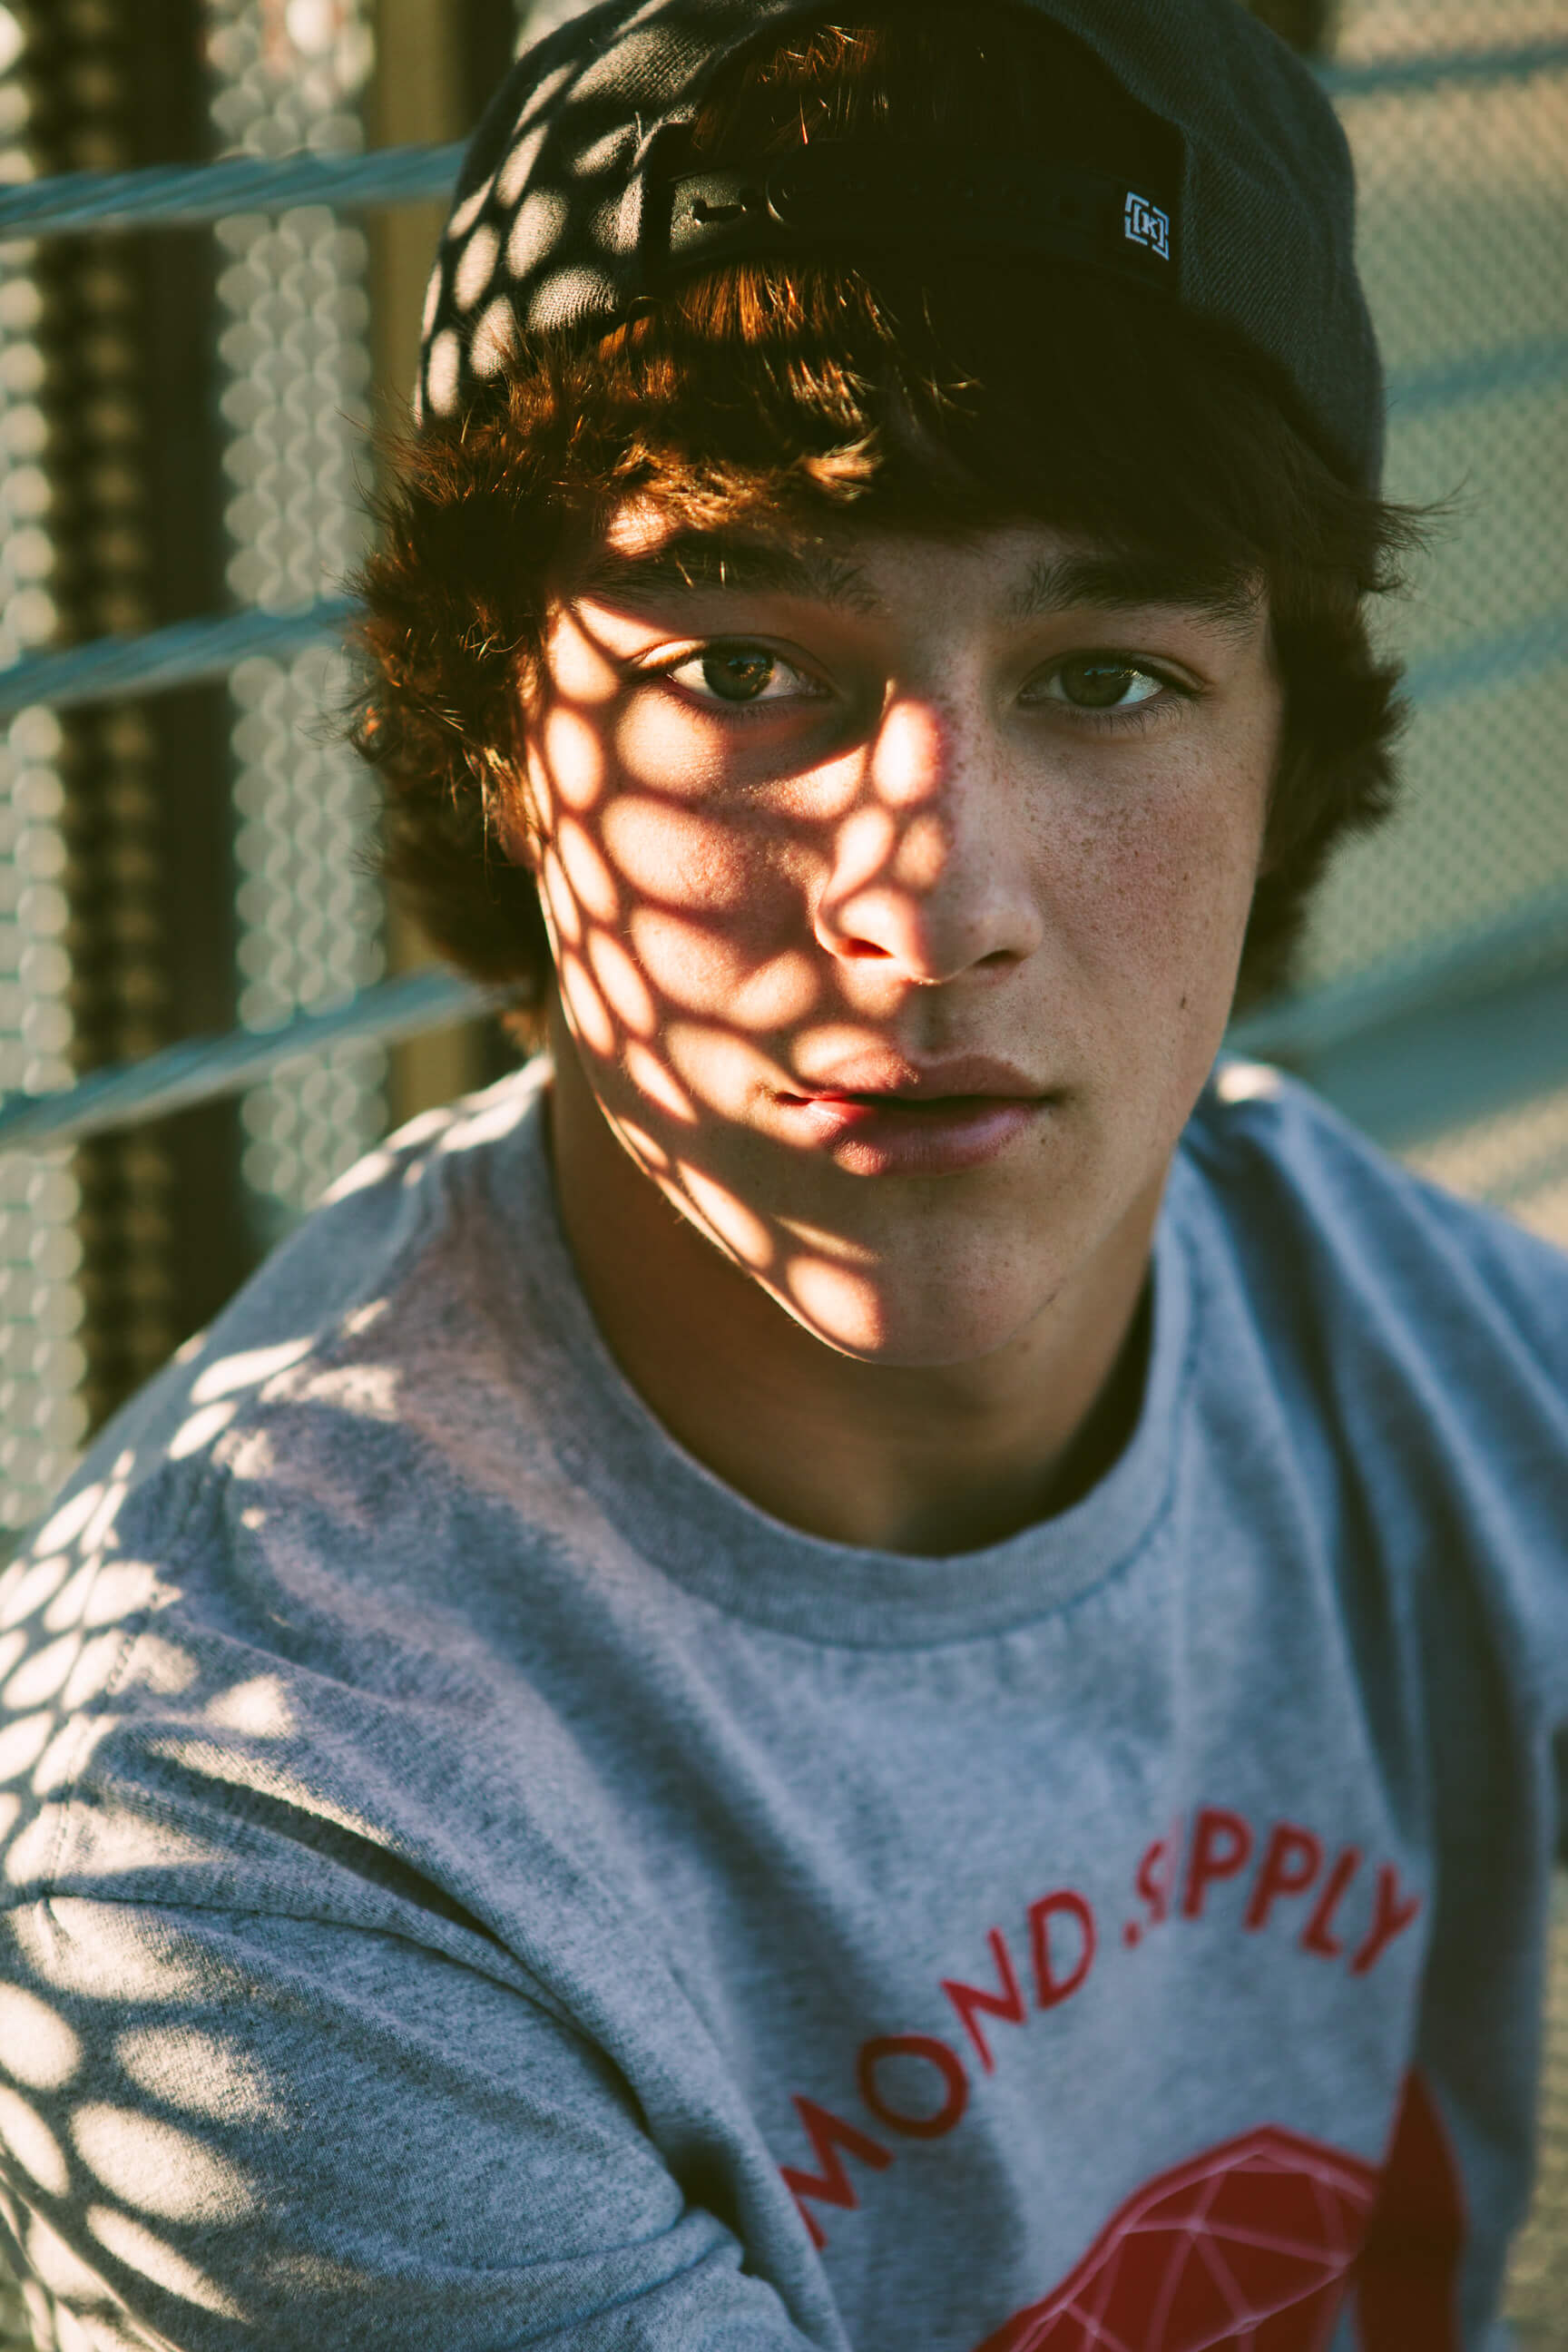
top-left (416, 0), bottom-right (1384, 491)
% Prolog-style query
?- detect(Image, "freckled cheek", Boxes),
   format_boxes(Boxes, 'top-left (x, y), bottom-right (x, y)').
top-left (1046, 779), bottom-right (1266, 1000)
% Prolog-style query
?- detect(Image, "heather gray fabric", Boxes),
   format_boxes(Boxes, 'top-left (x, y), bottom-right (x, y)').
top-left (1, 1063), bottom-right (1565, 2350)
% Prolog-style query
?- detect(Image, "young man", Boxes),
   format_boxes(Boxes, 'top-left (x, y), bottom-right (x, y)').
top-left (2, 3), bottom-right (1566, 2346)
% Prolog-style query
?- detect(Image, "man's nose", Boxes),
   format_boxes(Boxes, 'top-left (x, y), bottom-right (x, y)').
top-left (812, 697), bottom-right (1044, 983)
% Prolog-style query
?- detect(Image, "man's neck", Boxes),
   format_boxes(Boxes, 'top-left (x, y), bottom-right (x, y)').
top-left (544, 1046), bottom-right (1163, 1559)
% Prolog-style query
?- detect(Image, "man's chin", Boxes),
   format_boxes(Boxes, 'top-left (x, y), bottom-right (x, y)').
top-left (757, 1256), bottom-right (1067, 1372)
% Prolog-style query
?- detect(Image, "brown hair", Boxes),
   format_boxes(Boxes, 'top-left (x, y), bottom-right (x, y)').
top-left (354, 8), bottom-right (1418, 1019)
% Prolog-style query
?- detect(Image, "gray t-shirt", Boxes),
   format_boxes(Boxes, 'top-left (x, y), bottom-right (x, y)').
top-left (1, 1062), bottom-right (1566, 2351)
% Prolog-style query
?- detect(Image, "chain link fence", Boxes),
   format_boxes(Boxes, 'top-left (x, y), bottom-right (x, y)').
top-left (1305, 7), bottom-right (1568, 2337)
top-left (1307, 0), bottom-right (1568, 1260)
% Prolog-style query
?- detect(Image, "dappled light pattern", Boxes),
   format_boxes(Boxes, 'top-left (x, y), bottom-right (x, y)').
top-left (6, 474), bottom-right (1279, 2320)
top-left (0, 1074), bottom-right (620, 2347)
top-left (0, 529), bottom-right (1274, 2337)
top-left (0, 1427), bottom-right (282, 2345)
top-left (530, 573), bottom-right (995, 1355)
top-left (515, 511), bottom-right (1270, 1378)
top-left (0, 1290), bottom-right (427, 2346)
top-left (529, 553), bottom-right (1040, 1357)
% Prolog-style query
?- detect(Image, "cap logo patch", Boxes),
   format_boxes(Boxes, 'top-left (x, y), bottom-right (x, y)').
top-left (1123, 191), bottom-right (1171, 260)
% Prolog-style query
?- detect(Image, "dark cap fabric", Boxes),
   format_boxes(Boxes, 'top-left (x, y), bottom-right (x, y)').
top-left (416, 0), bottom-right (1384, 490)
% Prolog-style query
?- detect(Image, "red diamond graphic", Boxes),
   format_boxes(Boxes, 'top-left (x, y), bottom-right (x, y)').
top-left (974, 2125), bottom-right (1379, 2352)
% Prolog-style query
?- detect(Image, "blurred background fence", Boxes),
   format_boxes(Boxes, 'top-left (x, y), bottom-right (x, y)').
top-left (0, 0), bottom-right (1563, 2343)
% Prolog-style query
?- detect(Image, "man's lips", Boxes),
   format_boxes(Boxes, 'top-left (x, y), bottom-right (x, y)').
top-left (779, 1054), bottom-right (1048, 1104)
top-left (771, 1063), bottom-right (1053, 1175)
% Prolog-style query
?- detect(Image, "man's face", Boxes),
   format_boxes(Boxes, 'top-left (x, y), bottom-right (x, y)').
top-left (519, 511), bottom-right (1280, 1367)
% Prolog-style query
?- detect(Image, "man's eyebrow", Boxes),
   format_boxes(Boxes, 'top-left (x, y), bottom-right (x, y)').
top-left (1008, 552), bottom-right (1262, 632)
top-left (577, 531), bottom-right (883, 614)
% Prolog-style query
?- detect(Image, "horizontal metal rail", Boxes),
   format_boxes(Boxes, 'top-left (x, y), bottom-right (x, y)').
top-left (1230, 882), bottom-right (1568, 1062)
top-left (0, 142), bottom-right (464, 241)
top-left (0, 40), bottom-right (1562, 244)
top-left (1252, 956), bottom-right (1568, 1153)
top-left (0, 600), bottom-right (357, 716)
top-left (0, 970), bottom-right (512, 1152)
top-left (1, 884), bottom-right (1565, 1156)
top-left (3, 599), bottom-right (1563, 721)
top-left (1318, 39), bottom-right (1568, 100)
top-left (1400, 612), bottom-right (1568, 704)
top-left (1387, 334), bottom-right (1568, 419)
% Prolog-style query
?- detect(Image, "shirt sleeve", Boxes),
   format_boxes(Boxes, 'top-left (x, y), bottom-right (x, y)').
top-left (0, 1897), bottom-right (818, 2351)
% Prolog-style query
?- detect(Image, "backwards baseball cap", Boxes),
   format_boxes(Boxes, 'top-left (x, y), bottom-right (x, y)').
top-left (416, 0), bottom-right (1383, 491)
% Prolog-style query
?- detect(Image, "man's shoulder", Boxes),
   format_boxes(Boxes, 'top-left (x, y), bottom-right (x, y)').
top-left (0, 1060), bottom-right (607, 1930)
top-left (1180, 1059), bottom-right (1568, 1406)
top-left (0, 1063), bottom-right (564, 1706)
top-left (47, 1063), bottom-right (551, 1504)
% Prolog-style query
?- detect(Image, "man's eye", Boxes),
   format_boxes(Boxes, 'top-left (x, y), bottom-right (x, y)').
top-left (665, 645), bottom-right (818, 706)
top-left (1031, 658), bottom-right (1169, 711)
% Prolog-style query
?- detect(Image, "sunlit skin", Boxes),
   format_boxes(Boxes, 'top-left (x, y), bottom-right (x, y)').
top-left (505, 512), bottom-right (1282, 1555)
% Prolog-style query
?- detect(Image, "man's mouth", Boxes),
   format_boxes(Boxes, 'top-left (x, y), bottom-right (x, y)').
top-left (772, 1062), bottom-right (1054, 1175)
top-left (780, 1053), bottom-right (1048, 1105)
